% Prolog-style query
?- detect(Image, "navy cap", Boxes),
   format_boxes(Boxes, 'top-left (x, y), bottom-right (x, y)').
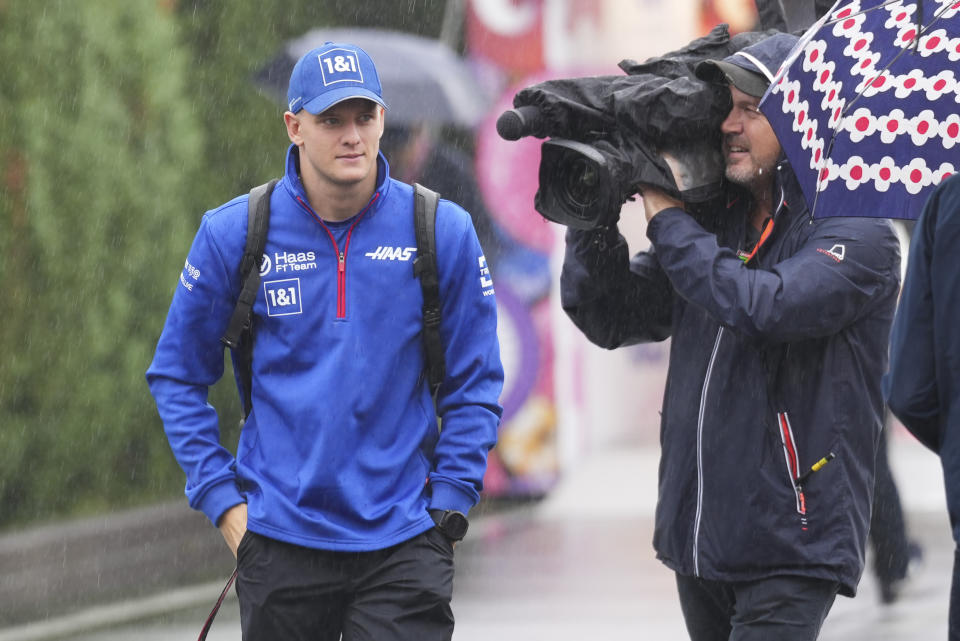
top-left (287, 42), bottom-right (388, 114)
top-left (696, 32), bottom-right (800, 98)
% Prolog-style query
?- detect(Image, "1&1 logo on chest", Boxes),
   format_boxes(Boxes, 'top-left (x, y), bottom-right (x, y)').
top-left (263, 279), bottom-right (303, 316)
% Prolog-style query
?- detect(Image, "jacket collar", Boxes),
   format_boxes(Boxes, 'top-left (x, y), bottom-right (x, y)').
top-left (772, 155), bottom-right (808, 221)
top-left (717, 156), bottom-right (807, 261)
top-left (282, 144), bottom-right (392, 218)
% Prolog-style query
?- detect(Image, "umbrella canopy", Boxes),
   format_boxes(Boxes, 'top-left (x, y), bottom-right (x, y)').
top-left (256, 28), bottom-right (489, 127)
top-left (759, 0), bottom-right (960, 219)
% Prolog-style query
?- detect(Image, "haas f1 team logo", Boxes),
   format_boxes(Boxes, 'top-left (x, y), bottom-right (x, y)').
top-left (260, 251), bottom-right (318, 276)
top-left (365, 246), bottom-right (416, 261)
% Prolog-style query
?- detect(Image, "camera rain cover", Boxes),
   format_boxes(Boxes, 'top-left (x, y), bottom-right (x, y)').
top-left (513, 25), bottom-right (779, 198)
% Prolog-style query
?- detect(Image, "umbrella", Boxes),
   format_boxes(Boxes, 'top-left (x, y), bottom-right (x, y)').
top-left (759, 0), bottom-right (960, 219)
top-left (256, 28), bottom-right (489, 127)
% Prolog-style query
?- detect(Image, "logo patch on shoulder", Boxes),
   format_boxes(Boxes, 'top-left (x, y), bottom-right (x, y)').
top-left (816, 244), bottom-right (846, 263)
top-left (479, 256), bottom-right (494, 296)
top-left (179, 258), bottom-right (201, 292)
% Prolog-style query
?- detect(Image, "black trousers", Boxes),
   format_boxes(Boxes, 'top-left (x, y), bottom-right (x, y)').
top-left (236, 528), bottom-right (455, 641)
top-left (675, 573), bottom-right (839, 641)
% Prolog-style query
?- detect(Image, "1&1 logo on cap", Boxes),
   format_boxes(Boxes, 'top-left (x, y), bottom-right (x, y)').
top-left (318, 48), bottom-right (364, 86)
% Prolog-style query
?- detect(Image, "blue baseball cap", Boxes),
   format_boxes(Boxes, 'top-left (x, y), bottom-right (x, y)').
top-left (696, 32), bottom-right (800, 97)
top-left (286, 42), bottom-right (388, 114)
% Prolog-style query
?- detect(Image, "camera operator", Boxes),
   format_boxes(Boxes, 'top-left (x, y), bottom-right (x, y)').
top-left (560, 33), bottom-right (901, 640)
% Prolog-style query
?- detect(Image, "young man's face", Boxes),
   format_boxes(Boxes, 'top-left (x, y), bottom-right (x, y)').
top-left (720, 85), bottom-right (782, 191)
top-left (286, 98), bottom-right (385, 190)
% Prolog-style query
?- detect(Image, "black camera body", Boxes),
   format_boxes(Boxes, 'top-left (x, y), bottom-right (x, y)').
top-left (534, 137), bottom-right (725, 230)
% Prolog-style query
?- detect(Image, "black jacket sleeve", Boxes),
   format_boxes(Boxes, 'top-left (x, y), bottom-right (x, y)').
top-left (560, 225), bottom-right (674, 349)
top-left (646, 207), bottom-right (900, 343)
top-left (884, 176), bottom-right (960, 452)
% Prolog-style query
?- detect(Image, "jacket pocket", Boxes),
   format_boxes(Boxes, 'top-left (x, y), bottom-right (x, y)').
top-left (236, 529), bottom-right (255, 565)
top-left (776, 411), bottom-right (804, 516)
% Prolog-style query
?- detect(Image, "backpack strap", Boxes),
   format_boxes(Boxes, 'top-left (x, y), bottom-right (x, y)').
top-left (220, 178), bottom-right (278, 418)
top-left (412, 183), bottom-right (445, 396)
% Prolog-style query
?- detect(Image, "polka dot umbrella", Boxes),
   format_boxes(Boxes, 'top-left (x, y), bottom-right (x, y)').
top-left (759, 0), bottom-right (960, 219)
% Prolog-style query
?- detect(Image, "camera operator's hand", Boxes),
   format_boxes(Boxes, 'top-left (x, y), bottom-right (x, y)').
top-left (640, 185), bottom-right (683, 222)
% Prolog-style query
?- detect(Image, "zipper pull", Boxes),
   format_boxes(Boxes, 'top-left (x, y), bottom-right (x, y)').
top-left (795, 452), bottom-right (836, 487)
top-left (338, 251), bottom-right (345, 273)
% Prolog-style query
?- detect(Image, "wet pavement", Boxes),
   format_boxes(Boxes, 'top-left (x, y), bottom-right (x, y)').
top-left (6, 430), bottom-right (952, 641)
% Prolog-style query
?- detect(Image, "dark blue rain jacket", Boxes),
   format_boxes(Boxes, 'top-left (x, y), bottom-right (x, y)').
top-left (561, 162), bottom-right (900, 596)
top-left (885, 174), bottom-right (960, 542)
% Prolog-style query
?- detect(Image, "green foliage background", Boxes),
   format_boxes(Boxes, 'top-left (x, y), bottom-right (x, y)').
top-left (0, 0), bottom-right (448, 529)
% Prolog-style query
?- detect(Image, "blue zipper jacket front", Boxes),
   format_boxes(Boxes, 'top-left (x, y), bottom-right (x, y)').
top-left (147, 146), bottom-right (504, 551)
top-left (561, 163), bottom-right (900, 595)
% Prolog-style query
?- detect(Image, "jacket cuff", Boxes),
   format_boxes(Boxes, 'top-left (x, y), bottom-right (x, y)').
top-left (645, 207), bottom-right (687, 243)
top-left (195, 479), bottom-right (245, 526)
top-left (428, 479), bottom-right (476, 516)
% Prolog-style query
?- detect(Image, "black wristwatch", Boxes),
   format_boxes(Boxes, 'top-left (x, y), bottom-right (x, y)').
top-left (430, 509), bottom-right (469, 541)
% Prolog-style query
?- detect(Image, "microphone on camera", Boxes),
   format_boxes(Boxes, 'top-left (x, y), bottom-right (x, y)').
top-left (495, 105), bottom-right (549, 141)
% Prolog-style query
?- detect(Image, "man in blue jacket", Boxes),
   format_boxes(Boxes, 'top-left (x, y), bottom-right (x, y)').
top-left (561, 33), bottom-right (900, 640)
top-left (147, 42), bottom-right (504, 640)
top-left (885, 174), bottom-right (960, 640)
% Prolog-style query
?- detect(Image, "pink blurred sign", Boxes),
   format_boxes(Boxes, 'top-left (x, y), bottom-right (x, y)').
top-left (475, 74), bottom-right (560, 254)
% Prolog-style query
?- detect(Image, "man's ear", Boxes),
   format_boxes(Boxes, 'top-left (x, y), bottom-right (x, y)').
top-left (378, 106), bottom-right (386, 139)
top-left (284, 111), bottom-right (303, 145)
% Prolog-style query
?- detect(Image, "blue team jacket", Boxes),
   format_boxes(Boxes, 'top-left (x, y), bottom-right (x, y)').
top-left (561, 163), bottom-right (900, 596)
top-left (147, 146), bottom-right (504, 551)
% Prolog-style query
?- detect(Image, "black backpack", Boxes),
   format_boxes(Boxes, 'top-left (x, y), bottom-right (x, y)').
top-left (219, 181), bottom-right (446, 421)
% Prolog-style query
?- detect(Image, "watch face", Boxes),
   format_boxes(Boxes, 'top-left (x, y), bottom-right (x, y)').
top-left (441, 511), bottom-right (469, 540)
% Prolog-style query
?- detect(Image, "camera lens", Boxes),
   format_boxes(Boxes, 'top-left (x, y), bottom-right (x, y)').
top-left (560, 157), bottom-right (600, 209)
top-left (537, 138), bottom-right (614, 230)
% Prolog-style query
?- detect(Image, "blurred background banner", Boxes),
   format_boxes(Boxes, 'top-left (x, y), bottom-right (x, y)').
top-left (701, 0), bottom-right (762, 34)
top-left (467, 0), bottom-right (546, 76)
